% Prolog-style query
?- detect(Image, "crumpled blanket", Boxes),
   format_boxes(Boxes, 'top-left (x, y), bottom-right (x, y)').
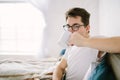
top-left (0, 58), bottom-right (57, 80)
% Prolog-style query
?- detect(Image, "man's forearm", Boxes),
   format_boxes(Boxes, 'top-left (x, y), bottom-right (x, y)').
top-left (53, 66), bottom-right (65, 80)
top-left (84, 37), bottom-right (120, 53)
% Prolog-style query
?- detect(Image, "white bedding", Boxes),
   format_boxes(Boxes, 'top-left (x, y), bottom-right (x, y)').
top-left (0, 57), bottom-right (57, 80)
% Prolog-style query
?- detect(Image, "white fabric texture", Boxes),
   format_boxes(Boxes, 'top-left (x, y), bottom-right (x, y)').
top-left (63, 46), bottom-right (98, 80)
top-left (0, 58), bottom-right (57, 80)
top-left (83, 62), bottom-right (99, 80)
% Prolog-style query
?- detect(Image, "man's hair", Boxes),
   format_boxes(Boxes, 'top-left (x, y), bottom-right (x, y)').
top-left (65, 7), bottom-right (90, 27)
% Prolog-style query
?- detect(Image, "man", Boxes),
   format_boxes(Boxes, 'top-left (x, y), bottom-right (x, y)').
top-left (53, 7), bottom-right (99, 80)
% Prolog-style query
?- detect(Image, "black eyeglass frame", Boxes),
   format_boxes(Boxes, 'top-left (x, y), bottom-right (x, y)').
top-left (63, 24), bottom-right (84, 31)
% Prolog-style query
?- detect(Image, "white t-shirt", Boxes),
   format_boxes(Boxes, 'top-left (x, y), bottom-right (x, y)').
top-left (63, 46), bottom-right (98, 80)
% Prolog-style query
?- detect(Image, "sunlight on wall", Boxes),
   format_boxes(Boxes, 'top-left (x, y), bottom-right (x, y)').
top-left (0, 2), bottom-right (46, 55)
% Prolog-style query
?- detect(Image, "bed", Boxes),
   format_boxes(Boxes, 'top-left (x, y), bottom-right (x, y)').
top-left (0, 55), bottom-right (57, 80)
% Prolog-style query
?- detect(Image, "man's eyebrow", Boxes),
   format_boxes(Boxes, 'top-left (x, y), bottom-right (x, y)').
top-left (72, 23), bottom-right (80, 26)
top-left (67, 23), bottom-right (79, 26)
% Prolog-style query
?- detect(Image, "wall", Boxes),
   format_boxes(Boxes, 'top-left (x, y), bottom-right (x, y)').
top-left (99, 0), bottom-right (120, 37)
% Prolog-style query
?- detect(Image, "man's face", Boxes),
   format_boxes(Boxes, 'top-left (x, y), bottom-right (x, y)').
top-left (66, 16), bottom-right (90, 37)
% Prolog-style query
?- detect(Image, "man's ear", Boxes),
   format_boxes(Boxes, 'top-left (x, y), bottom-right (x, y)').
top-left (86, 25), bottom-right (90, 33)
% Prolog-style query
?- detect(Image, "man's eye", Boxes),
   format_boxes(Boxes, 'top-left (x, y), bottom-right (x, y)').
top-left (74, 25), bottom-right (79, 27)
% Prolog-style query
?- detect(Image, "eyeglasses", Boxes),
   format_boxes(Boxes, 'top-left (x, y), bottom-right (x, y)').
top-left (63, 24), bottom-right (84, 31)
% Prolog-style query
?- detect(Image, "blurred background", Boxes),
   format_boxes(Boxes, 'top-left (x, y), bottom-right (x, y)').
top-left (0, 0), bottom-right (120, 58)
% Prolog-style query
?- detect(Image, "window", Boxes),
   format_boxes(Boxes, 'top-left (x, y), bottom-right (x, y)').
top-left (0, 2), bottom-right (46, 55)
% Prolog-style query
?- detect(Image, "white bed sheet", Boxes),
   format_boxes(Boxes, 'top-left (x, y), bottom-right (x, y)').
top-left (0, 57), bottom-right (57, 80)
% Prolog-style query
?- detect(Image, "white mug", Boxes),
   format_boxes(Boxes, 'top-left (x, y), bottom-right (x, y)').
top-left (58, 30), bottom-right (71, 48)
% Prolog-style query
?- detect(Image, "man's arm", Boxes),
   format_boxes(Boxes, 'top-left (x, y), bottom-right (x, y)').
top-left (85, 37), bottom-right (120, 53)
top-left (52, 58), bottom-right (67, 80)
top-left (68, 32), bottom-right (120, 53)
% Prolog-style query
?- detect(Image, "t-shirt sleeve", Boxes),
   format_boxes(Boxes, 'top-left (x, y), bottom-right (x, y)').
top-left (62, 48), bottom-right (70, 60)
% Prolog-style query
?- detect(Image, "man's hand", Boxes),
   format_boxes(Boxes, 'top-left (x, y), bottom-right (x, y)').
top-left (68, 32), bottom-right (87, 47)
